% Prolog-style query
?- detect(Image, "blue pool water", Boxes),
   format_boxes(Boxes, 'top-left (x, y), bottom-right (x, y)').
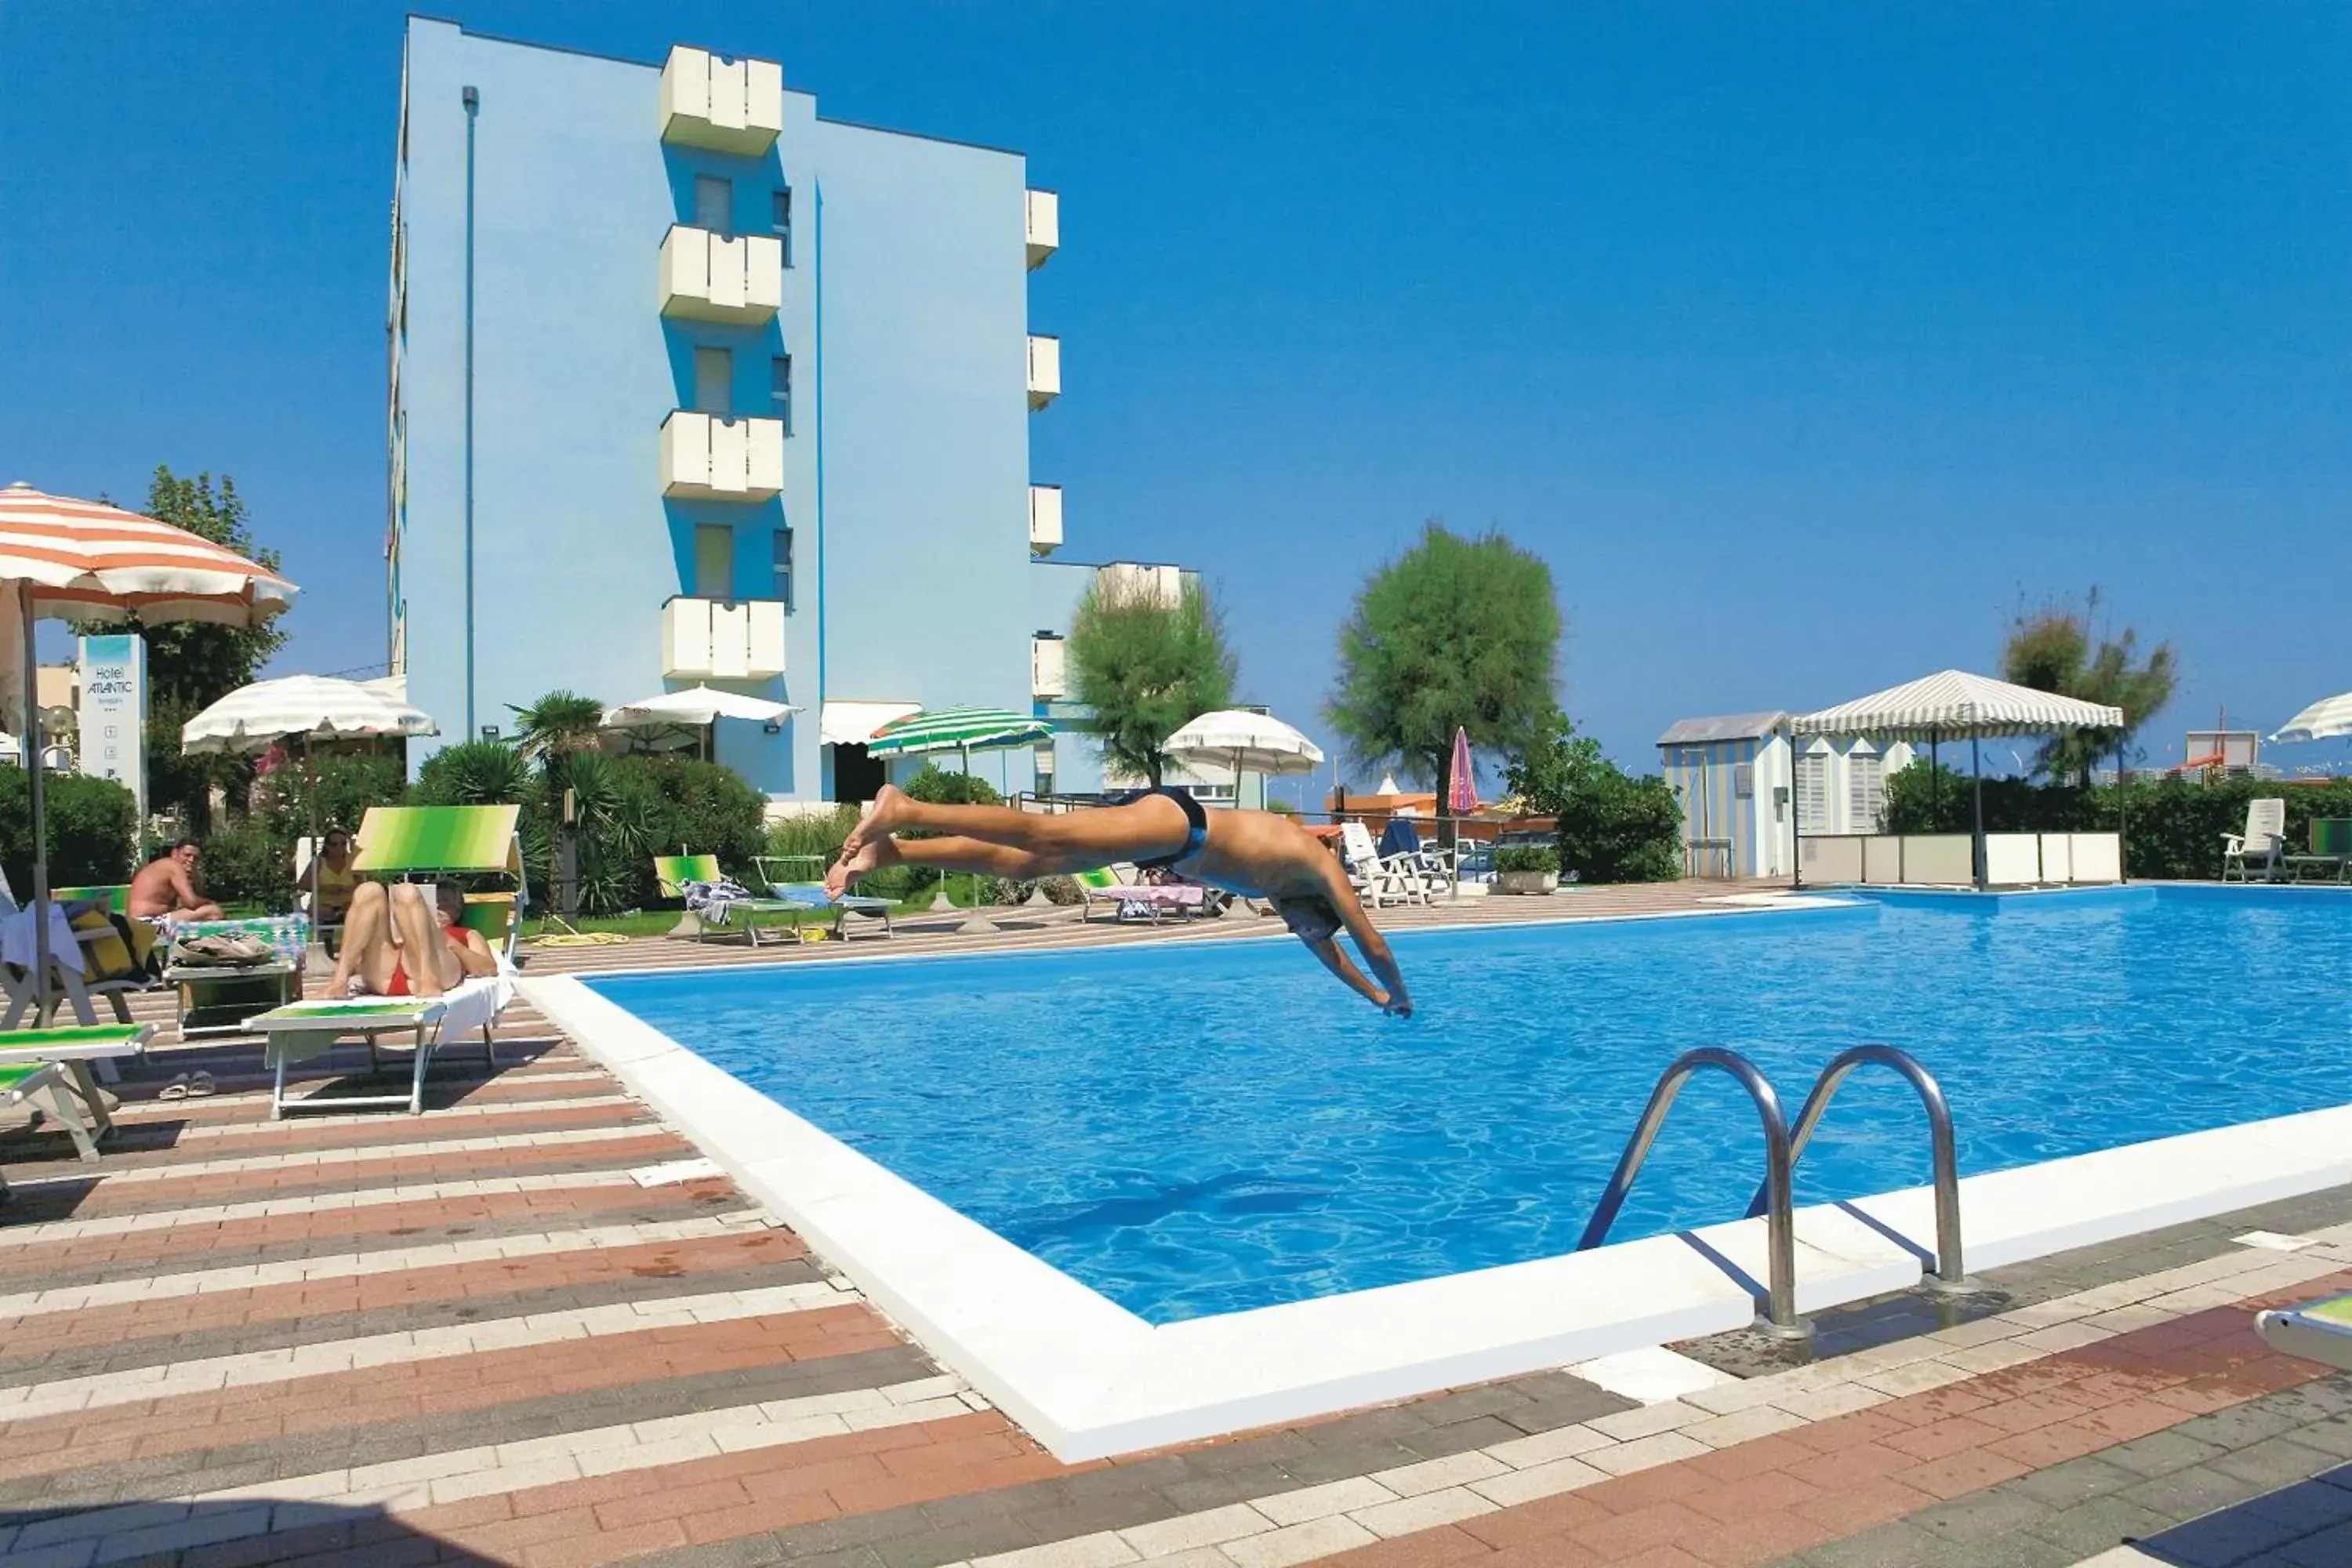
top-left (586, 887), bottom-right (2352, 1323)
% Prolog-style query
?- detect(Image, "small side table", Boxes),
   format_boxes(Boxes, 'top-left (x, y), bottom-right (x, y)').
top-left (165, 960), bottom-right (301, 1040)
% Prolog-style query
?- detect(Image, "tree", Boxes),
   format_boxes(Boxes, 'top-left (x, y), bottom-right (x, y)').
top-left (1065, 575), bottom-right (1237, 786)
top-left (508, 691), bottom-right (606, 766)
top-left (87, 468), bottom-right (291, 836)
top-left (1504, 715), bottom-right (1683, 884)
top-left (1325, 522), bottom-right (1562, 833)
top-left (2001, 588), bottom-right (2177, 785)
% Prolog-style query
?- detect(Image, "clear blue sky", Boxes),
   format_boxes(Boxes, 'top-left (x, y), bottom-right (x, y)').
top-left (5, 2), bottom-right (2348, 784)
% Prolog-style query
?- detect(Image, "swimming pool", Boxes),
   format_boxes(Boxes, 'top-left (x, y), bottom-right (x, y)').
top-left (584, 886), bottom-right (2352, 1324)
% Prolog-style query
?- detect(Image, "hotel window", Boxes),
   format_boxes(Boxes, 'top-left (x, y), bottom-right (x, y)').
top-left (693, 524), bottom-right (733, 601)
top-left (693, 347), bottom-right (731, 415)
top-left (694, 175), bottom-right (731, 234)
top-left (772, 526), bottom-right (794, 609)
top-left (771, 354), bottom-right (792, 434)
top-left (771, 187), bottom-right (793, 266)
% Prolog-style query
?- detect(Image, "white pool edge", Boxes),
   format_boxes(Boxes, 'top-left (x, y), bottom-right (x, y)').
top-left (525, 965), bottom-right (2352, 1463)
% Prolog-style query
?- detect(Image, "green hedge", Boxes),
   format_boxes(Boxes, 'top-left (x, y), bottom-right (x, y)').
top-left (1494, 844), bottom-right (1559, 875)
top-left (1882, 765), bottom-right (2352, 881)
top-left (0, 770), bottom-right (139, 895)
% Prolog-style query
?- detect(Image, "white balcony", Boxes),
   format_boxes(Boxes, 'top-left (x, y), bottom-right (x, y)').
top-left (1025, 188), bottom-right (1058, 270)
top-left (1032, 636), bottom-right (1067, 700)
top-left (663, 597), bottom-right (786, 681)
top-left (1027, 334), bottom-right (1060, 411)
top-left (659, 45), bottom-right (784, 154)
top-left (661, 412), bottom-right (783, 500)
top-left (660, 227), bottom-right (782, 323)
top-left (1028, 484), bottom-right (1062, 556)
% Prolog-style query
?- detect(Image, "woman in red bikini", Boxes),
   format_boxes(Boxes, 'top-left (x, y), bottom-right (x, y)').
top-left (327, 882), bottom-right (498, 1000)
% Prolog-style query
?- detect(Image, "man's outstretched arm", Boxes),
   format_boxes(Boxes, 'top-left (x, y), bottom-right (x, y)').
top-left (1319, 866), bottom-right (1414, 1016)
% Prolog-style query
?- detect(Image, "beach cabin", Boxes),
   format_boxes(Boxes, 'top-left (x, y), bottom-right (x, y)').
top-left (1657, 713), bottom-right (1793, 879)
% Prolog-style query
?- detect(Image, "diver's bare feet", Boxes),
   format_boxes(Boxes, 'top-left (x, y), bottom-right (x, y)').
top-left (839, 785), bottom-right (914, 861)
top-left (826, 834), bottom-right (898, 897)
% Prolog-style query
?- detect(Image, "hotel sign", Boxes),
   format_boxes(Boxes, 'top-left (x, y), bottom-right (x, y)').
top-left (76, 633), bottom-right (147, 825)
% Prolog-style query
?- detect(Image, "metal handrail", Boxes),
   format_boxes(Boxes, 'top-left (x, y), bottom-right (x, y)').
top-left (1578, 1047), bottom-right (1806, 1337)
top-left (1748, 1045), bottom-right (1968, 1290)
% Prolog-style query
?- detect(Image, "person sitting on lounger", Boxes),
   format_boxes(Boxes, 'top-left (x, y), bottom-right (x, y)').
top-left (327, 882), bottom-right (497, 1000)
top-left (129, 840), bottom-right (225, 921)
top-left (829, 785), bottom-right (1413, 1014)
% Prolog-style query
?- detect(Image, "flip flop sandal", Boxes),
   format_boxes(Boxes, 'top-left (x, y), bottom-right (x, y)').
top-left (158, 1074), bottom-right (191, 1102)
top-left (187, 1071), bottom-right (217, 1099)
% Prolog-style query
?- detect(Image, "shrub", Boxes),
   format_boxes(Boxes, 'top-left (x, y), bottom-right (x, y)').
top-left (197, 820), bottom-right (285, 909)
top-left (1504, 717), bottom-right (1684, 884)
top-left (260, 751), bottom-right (408, 844)
top-left (619, 756), bottom-right (764, 908)
top-left (0, 769), bottom-right (139, 895)
top-left (1494, 844), bottom-right (1559, 876)
top-left (415, 740), bottom-right (535, 807)
top-left (766, 805), bottom-right (858, 876)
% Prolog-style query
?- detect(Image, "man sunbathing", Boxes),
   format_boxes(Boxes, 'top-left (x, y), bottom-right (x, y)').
top-left (128, 840), bottom-right (226, 921)
top-left (327, 882), bottom-right (497, 1000)
top-left (831, 785), bottom-right (1413, 1014)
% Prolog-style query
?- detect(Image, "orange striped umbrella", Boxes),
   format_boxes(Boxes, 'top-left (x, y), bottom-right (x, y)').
top-left (0, 481), bottom-right (297, 1025)
top-left (0, 481), bottom-right (296, 624)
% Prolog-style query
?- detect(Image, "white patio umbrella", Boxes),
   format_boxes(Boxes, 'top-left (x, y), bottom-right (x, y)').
top-left (182, 674), bottom-right (437, 754)
top-left (1161, 710), bottom-right (1324, 805)
top-left (2271, 691), bottom-right (2352, 745)
top-left (182, 674), bottom-right (438, 847)
top-left (1793, 669), bottom-right (2123, 890)
top-left (0, 481), bottom-right (296, 1018)
top-left (601, 685), bottom-right (799, 762)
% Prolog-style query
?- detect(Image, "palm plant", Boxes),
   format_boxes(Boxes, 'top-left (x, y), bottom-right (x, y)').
top-left (507, 691), bottom-right (607, 767)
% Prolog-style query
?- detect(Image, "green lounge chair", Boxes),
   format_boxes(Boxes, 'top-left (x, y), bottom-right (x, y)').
top-left (1074, 865), bottom-right (1207, 924)
top-left (0, 1022), bottom-right (153, 1163)
top-left (752, 855), bottom-right (895, 941)
top-left (250, 804), bottom-right (525, 1118)
top-left (655, 854), bottom-right (808, 946)
top-left (2285, 818), bottom-right (2352, 884)
top-left (2257, 1294), bottom-right (2352, 1371)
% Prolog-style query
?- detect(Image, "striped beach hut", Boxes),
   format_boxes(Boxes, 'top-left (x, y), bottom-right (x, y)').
top-left (1657, 713), bottom-right (1792, 880)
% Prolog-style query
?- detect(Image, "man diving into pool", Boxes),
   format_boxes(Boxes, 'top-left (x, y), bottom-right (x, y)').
top-left (829, 785), bottom-right (1414, 1015)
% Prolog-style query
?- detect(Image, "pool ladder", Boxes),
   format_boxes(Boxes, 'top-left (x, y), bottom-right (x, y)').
top-left (1576, 1045), bottom-right (1966, 1339)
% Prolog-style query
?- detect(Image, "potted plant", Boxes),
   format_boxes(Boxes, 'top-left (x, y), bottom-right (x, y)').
top-left (1494, 844), bottom-right (1560, 895)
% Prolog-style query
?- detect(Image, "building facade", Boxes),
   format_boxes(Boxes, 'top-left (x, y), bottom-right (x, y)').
top-left (388, 19), bottom-right (1185, 803)
top-left (1658, 712), bottom-right (1915, 878)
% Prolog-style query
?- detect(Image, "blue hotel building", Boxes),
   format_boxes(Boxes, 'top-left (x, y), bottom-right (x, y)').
top-left (387, 19), bottom-right (1192, 804)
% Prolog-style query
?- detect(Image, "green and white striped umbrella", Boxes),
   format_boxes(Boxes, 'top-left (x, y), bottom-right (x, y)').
top-left (865, 706), bottom-right (1052, 758)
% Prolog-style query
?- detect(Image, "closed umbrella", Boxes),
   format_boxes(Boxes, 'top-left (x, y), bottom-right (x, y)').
top-left (1161, 710), bottom-right (1323, 808)
top-left (866, 707), bottom-right (1055, 927)
top-left (0, 482), bottom-right (296, 1018)
top-left (1447, 726), bottom-right (1477, 815)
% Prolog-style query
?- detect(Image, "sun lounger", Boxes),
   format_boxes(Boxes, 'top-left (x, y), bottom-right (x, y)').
top-left (2257, 1293), bottom-right (2352, 1372)
top-left (247, 804), bottom-right (528, 1117)
top-left (655, 853), bottom-right (808, 946)
top-left (250, 976), bottom-right (514, 1118)
top-left (1074, 865), bottom-right (1207, 924)
top-left (0, 876), bottom-right (164, 1040)
top-left (752, 856), bottom-right (895, 940)
top-left (0, 1023), bottom-right (152, 1162)
top-left (2284, 818), bottom-right (2352, 884)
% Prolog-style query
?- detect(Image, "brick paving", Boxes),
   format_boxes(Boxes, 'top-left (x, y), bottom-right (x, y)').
top-left (2, 889), bottom-right (2350, 1566)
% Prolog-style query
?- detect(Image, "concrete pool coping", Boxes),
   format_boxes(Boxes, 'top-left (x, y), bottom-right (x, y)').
top-left (524, 895), bottom-right (2352, 1462)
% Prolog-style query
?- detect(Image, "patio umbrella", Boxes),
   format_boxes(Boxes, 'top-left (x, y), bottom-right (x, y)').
top-left (1793, 669), bottom-right (2122, 890)
top-left (2272, 691), bottom-right (2352, 745)
top-left (183, 673), bottom-right (438, 847)
top-left (0, 481), bottom-right (296, 1018)
top-left (602, 685), bottom-right (799, 761)
top-left (1161, 710), bottom-right (1323, 807)
top-left (866, 707), bottom-right (1055, 927)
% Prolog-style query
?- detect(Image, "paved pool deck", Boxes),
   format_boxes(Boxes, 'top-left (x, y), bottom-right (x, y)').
top-left (5, 884), bottom-right (2351, 1566)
